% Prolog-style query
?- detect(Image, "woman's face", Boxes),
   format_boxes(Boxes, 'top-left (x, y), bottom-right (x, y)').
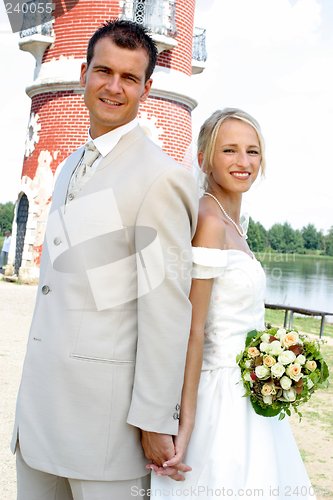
top-left (209, 118), bottom-right (261, 194)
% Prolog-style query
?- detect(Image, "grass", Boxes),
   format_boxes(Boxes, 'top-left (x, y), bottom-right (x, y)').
top-left (289, 344), bottom-right (333, 499)
top-left (265, 308), bottom-right (333, 339)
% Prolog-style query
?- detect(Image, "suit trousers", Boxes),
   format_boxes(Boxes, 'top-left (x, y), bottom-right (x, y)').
top-left (16, 446), bottom-right (150, 500)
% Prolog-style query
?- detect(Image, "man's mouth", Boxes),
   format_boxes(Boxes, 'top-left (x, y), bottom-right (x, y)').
top-left (100, 98), bottom-right (122, 106)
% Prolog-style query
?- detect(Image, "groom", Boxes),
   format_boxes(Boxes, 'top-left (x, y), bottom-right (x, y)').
top-left (12, 19), bottom-right (197, 500)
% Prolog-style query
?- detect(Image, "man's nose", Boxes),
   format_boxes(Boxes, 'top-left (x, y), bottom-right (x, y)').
top-left (105, 76), bottom-right (122, 93)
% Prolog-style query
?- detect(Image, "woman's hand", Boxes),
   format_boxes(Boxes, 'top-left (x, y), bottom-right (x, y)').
top-left (146, 423), bottom-right (193, 481)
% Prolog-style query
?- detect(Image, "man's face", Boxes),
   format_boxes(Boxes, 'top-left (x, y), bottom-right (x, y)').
top-left (80, 38), bottom-right (152, 138)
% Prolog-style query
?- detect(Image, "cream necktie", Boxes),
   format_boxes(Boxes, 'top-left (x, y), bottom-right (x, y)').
top-left (67, 141), bottom-right (100, 201)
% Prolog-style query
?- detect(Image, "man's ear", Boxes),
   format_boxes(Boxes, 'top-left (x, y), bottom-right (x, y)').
top-left (140, 78), bottom-right (153, 102)
top-left (80, 63), bottom-right (87, 87)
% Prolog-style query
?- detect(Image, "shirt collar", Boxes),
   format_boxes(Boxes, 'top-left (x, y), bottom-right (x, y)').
top-left (87, 118), bottom-right (139, 158)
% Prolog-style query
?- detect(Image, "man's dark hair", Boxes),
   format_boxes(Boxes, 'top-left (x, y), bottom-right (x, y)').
top-left (87, 19), bottom-right (158, 80)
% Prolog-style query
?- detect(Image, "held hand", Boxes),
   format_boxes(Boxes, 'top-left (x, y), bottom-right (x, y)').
top-left (146, 425), bottom-right (193, 481)
top-left (141, 431), bottom-right (175, 467)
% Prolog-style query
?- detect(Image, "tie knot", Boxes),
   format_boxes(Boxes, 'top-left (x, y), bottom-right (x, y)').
top-left (82, 141), bottom-right (100, 169)
top-left (85, 141), bottom-right (98, 153)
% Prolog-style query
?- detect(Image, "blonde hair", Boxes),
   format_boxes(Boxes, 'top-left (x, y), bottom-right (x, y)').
top-left (197, 108), bottom-right (266, 178)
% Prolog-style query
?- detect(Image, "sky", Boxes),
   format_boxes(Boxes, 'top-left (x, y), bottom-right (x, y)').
top-left (0, 0), bottom-right (332, 232)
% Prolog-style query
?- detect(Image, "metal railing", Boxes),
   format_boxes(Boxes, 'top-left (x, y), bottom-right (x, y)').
top-left (19, 0), bottom-right (53, 38)
top-left (20, 21), bottom-right (53, 38)
top-left (120, 0), bottom-right (177, 37)
top-left (192, 27), bottom-right (207, 62)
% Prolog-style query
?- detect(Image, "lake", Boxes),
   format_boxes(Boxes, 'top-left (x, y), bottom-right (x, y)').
top-left (257, 253), bottom-right (333, 319)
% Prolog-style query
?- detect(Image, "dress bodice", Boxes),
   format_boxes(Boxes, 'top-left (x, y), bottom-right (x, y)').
top-left (192, 247), bottom-right (266, 370)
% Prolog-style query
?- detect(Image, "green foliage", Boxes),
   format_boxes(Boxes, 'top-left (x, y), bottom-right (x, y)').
top-left (324, 226), bottom-right (333, 256)
top-left (0, 202), bottom-right (14, 234)
top-left (247, 218), bottom-right (268, 252)
top-left (247, 218), bottom-right (332, 256)
top-left (301, 224), bottom-right (322, 250)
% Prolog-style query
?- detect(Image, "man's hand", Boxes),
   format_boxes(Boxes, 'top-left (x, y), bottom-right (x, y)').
top-left (141, 431), bottom-right (175, 467)
top-left (143, 428), bottom-right (192, 482)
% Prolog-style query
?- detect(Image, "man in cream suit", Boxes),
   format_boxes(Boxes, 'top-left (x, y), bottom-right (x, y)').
top-left (12, 20), bottom-right (197, 500)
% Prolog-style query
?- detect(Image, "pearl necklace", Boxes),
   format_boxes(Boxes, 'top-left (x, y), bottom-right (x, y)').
top-left (204, 192), bottom-right (246, 238)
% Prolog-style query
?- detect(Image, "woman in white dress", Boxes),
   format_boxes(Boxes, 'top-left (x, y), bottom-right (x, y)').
top-left (149, 108), bottom-right (316, 499)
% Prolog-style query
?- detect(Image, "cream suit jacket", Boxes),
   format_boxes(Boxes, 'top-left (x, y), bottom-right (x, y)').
top-left (12, 126), bottom-right (198, 481)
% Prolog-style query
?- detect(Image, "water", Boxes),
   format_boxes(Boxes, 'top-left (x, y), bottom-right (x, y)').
top-left (257, 254), bottom-right (333, 319)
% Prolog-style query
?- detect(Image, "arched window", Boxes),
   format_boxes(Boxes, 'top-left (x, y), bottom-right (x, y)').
top-left (14, 194), bottom-right (29, 275)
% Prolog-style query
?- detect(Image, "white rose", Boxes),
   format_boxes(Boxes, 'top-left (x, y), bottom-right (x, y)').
top-left (305, 360), bottom-right (317, 372)
top-left (244, 372), bottom-right (252, 382)
top-left (259, 341), bottom-right (270, 353)
top-left (286, 363), bottom-right (303, 382)
top-left (261, 333), bottom-right (271, 343)
top-left (268, 340), bottom-right (283, 356)
top-left (263, 395), bottom-right (273, 405)
top-left (278, 350), bottom-right (296, 365)
top-left (255, 365), bottom-right (271, 379)
top-left (296, 354), bottom-right (306, 365)
top-left (276, 328), bottom-right (286, 339)
top-left (281, 331), bottom-right (299, 348)
top-left (270, 362), bottom-right (285, 378)
top-left (280, 375), bottom-right (292, 390)
top-left (245, 360), bottom-right (252, 369)
top-left (283, 388), bottom-right (297, 402)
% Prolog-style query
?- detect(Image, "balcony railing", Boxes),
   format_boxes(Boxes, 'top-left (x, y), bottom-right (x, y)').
top-left (120, 0), bottom-right (177, 37)
top-left (20, 21), bottom-right (53, 38)
top-left (192, 27), bottom-right (207, 62)
top-left (19, 0), bottom-right (53, 38)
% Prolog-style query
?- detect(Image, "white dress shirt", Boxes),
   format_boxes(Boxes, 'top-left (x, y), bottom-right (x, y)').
top-left (66, 118), bottom-right (138, 201)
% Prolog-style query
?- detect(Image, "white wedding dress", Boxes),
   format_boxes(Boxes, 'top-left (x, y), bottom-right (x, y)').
top-left (151, 248), bottom-right (316, 499)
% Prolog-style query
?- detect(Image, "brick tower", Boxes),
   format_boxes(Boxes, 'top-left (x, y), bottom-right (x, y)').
top-left (9, 0), bottom-right (206, 281)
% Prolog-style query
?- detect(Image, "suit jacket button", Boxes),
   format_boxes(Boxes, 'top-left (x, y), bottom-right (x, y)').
top-left (175, 404), bottom-right (180, 411)
top-left (53, 237), bottom-right (62, 246)
top-left (68, 193), bottom-right (75, 201)
top-left (41, 285), bottom-right (51, 295)
top-left (173, 412), bottom-right (179, 420)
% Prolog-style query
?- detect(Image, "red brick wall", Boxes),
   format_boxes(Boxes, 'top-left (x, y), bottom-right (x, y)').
top-left (22, 92), bottom-right (90, 178)
top-left (22, 90), bottom-right (192, 180)
top-left (22, 0), bottom-right (194, 178)
top-left (44, 0), bottom-right (121, 62)
top-left (140, 97), bottom-right (192, 162)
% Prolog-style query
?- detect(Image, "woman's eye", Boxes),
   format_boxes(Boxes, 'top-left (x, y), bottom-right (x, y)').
top-left (248, 150), bottom-right (260, 155)
top-left (223, 149), bottom-right (235, 153)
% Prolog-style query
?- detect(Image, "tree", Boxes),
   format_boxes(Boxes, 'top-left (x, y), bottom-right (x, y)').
top-left (0, 202), bottom-right (14, 234)
top-left (301, 224), bottom-right (322, 250)
top-left (324, 227), bottom-right (333, 256)
top-left (282, 223), bottom-right (304, 254)
top-left (247, 218), bottom-right (267, 252)
top-left (268, 223), bottom-right (286, 252)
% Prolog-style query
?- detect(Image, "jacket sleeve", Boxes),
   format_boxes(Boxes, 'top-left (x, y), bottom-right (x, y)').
top-left (127, 165), bottom-right (198, 435)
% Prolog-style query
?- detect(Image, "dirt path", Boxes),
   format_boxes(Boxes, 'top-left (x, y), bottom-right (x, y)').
top-left (0, 279), bottom-right (332, 499)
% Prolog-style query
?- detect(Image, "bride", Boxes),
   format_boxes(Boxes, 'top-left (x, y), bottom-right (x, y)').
top-left (149, 108), bottom-right (316, 499)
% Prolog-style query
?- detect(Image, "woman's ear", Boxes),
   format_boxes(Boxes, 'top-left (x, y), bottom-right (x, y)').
top-left (198, 151), bottom-right (204, 169)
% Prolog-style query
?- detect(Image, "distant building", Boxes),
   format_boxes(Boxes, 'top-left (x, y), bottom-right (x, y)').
top-left (9, 0), bottom-right (206, 281)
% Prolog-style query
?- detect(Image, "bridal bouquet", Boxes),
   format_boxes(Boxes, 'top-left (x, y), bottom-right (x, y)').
top-left (236, 327), bottom-right (329, 419)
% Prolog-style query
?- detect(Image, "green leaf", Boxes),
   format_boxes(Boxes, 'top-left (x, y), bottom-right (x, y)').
top-left (250, 398), bottom-right (281, 417)
top-left (245, 330), bottom-right (258, 347)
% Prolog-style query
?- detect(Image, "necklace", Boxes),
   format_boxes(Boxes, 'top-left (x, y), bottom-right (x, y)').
top-left (204, 192), bottom-right (246, 238)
